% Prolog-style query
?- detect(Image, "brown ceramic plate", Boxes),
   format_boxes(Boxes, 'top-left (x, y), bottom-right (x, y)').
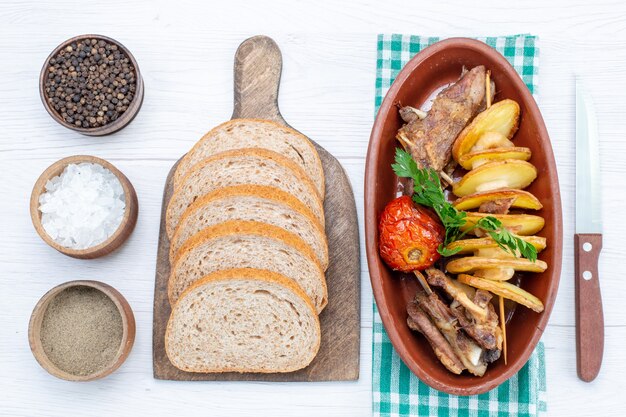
top-left (365, 38), bottom-right (563, 395)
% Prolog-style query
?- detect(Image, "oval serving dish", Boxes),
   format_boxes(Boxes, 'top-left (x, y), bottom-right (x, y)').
top-left (365, 38), bottom-right (563, 395)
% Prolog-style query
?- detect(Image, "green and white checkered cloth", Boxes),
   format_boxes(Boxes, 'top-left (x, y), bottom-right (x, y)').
top-left (372, 34), bottom-right (547, 417)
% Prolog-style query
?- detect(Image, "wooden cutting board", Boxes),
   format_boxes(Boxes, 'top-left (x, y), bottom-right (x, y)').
top-left (152, 35), bottom-right (361, 381)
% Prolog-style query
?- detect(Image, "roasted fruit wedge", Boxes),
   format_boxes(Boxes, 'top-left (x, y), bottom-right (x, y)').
top-left (470, 131), bottom-right (514, 151)
top-left (446, 257), bottom-right (548, 274)
top-left (452, 99), bottom-right (520, 161)
top-left (453, 160), bottom-right (537, 197)
top-left (458, 147), bottom-right (532, 170)
top-left (474, 268), bottom-right (516, 281)
top-left (475, 247), bottom-right (518, 260)
top-left (444, 235), bottom-right (547, 255)
top-left (452, 189), bottom-right (543, 211)
top-left (457, 274), bottom-right (545, 313)
top-left (459, 212), bottom-right (545, 236)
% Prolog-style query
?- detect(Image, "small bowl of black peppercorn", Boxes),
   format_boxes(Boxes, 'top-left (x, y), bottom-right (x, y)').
top-left (39, 34), bottom-right (144, 136)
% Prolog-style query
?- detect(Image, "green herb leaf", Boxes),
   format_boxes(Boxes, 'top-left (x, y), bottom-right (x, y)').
top-left (476, 217), bottom-right (538, 262)
top-left (392, 148), bottom-right (538, 262)
top-left (437, 244), bottom-right (463, 257)
top-left (391, 147), bottom-right (420, 178)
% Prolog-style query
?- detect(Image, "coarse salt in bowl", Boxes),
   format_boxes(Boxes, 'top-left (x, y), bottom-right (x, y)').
top-left (30, 155), bottom-right (138, 259)
top-left (39, 163), bottom-right (126, 250)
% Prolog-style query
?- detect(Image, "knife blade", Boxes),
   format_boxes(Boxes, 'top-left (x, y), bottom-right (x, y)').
top-left (575, 78), bottom-right (604, 382)
top-left (576, 79), bottom-right (603, 234)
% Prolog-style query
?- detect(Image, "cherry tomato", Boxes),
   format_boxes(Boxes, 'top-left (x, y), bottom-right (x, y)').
top-left (378, 195), bottom-right (444, 272)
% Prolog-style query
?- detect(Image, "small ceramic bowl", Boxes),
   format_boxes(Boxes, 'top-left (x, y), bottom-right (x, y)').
top-left (28, 280), bottom-right (136, 381)
top-left (39, 34), bottom-right (144, 136)
top-left (30, 155), bottom-right (138, 259)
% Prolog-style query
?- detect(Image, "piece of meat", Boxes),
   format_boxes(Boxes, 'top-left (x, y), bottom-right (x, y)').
top-left (397, 66), bottom-right (489, 172)
top-left (442, 159), bottom-right (458, 187)
top-left (407, 301), bottom-right (465, 374)
top-left (450, 304), bottom-right (494, 349)
top-left (449, 302), bottom-right (501, 355)
top-left (399, 105), bottom-right (427, 124)
top-left (478, 198), bottom-right (515, 214)
top-left (415, 291), bottom-right (487, 377)
top-left (474, 289), bottom-right (492, 309)
top-left (484, 348), bottom-right (502, 363)
top-left (477, 79), bottom-right (497, 114)
top-left (428, 274), bottom-right (502, 353)
top-left (425, 267), bottom-right (488, 322)
top-left (468, 289), bottom-right (503, 358)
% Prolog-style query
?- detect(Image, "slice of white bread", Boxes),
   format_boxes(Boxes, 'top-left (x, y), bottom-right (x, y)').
top-left (166, 148), bottom-right (324, 239)
top-left (173, 119), bottom-right (325, 197)
top-left (165, 268), bottom-right (321, 373)
top-left (168, 220), bottom-right (327, 312)
top-left (169, 185), bottom-right (329, 270)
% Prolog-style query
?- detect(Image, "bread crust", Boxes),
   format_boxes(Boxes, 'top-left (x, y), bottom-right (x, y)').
top-left (164, 119), bottom-right (328, 375)
top-left (173, 118), bottom-right (325, 196)
top-left (165, 147), bottom-right (325, 239)
top-left (165, 268), bottom-right (321, 374)
top-left (167, 220), bottom-right (328, 311)
top-left (169, 184), bottom-right (329, 268)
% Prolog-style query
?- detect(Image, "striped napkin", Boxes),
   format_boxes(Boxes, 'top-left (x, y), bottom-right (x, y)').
top-left (372, 34), bottom-right (547, 417)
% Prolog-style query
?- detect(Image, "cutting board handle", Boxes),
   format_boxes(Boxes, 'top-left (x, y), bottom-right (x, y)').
top-left (575, 233), bottom-right (604, 382)
top-left (232, 35), bottom-right (286, 125)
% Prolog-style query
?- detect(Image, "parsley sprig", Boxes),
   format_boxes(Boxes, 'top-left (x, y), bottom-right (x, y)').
top-left (392, 148), bottom-right (537, 262)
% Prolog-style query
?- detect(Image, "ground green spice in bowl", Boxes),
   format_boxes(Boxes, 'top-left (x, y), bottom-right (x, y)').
top-left (40, 286), bottom-right (123, 376)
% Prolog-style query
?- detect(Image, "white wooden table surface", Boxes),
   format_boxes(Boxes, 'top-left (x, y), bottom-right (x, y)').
top-left (1, 0), bottom-right (625, 415)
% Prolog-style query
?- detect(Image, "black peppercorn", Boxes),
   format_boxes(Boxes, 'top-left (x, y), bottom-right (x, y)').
top-left (44, 37), bottom-right (137, 128)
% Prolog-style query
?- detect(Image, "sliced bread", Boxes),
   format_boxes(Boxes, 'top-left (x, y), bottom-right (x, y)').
top-left (165, 268), bottom-right (321, 373)
top-left (168, 220), bottom-right (327, 312)
top-left (166, 148), bottom-right (324, 239)
top-left (173, 119), bottom-right (325, 197)
top-left (169, 184), bottom-right (329, 270)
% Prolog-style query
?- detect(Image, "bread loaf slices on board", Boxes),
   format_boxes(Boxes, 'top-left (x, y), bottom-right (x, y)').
top-left (165, 268), bottom-right (321, 373)
top-left (168, 220), bottom-right (327, 312)
top-left (169, 184), bottom-right (329, 269)
top-left (173, 119), bottom-right (325, 197)
top-left (166, 148), bottom-right (324, 239)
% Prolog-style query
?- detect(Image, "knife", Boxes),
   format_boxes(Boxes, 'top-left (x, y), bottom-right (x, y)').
top-left (575, 78), bottom-right (604, 382)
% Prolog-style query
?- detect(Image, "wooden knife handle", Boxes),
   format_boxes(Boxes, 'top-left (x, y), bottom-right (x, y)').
top-left (575, 233), bottom-right (604, 382)
top-left (231, 35), bottom-right (286, 125)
